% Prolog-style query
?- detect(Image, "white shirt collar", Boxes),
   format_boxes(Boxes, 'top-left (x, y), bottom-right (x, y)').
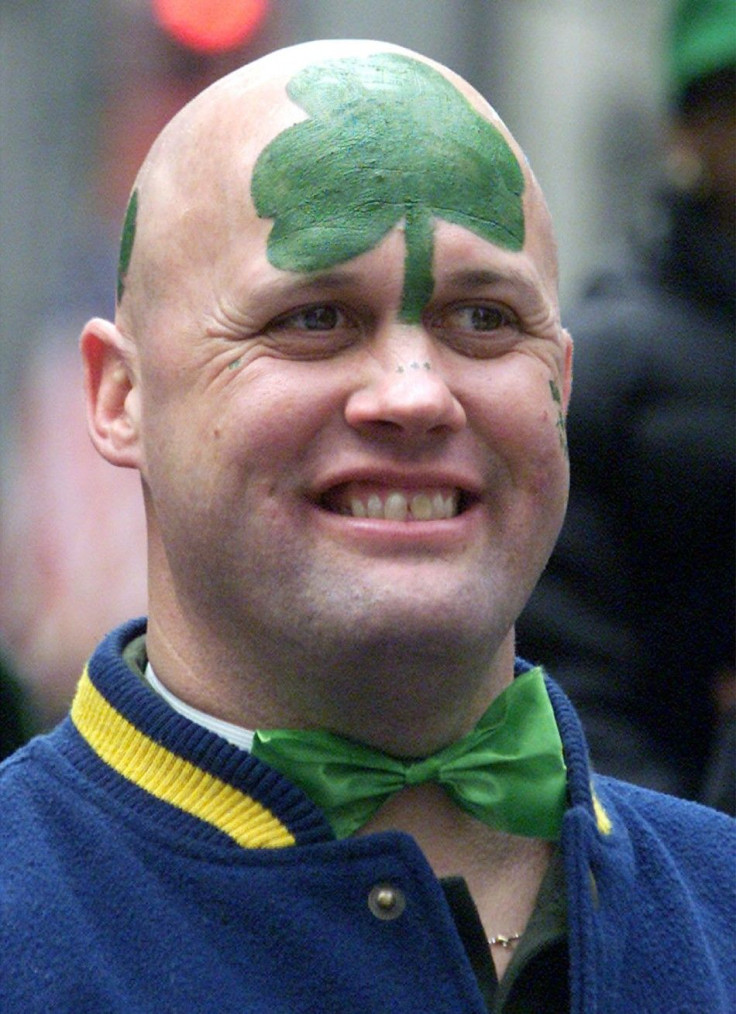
top-left (143, 662), bottom-right (255, 752)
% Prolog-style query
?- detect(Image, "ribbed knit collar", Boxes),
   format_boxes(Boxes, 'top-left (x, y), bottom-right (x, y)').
top-left (70, 619), bottom-right (334, 850)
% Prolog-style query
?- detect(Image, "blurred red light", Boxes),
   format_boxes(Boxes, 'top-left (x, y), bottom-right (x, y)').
top-left (152, 0), bottom-right (269, 54)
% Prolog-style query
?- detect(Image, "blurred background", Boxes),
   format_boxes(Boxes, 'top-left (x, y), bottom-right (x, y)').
top-left (1, 0), bottom-right (733, 812)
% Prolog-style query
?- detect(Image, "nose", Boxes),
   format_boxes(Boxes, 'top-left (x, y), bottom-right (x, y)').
top-left (344, 335), bottom-right (467, 439)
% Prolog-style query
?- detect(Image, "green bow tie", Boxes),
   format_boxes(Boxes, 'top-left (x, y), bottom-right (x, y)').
top-left (252, 667), bottom-right (567, 840)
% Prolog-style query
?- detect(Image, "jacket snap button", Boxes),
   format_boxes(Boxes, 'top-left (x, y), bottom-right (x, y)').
top-left (368, 883), bottom-right (406, 920)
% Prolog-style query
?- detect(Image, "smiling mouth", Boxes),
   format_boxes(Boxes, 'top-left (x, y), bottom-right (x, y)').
top-left (320, 484), bottom-right (475, 521)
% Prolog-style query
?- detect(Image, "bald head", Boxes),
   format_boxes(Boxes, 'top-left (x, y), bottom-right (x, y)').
top-left (115, 39), bottom-right (558, 335)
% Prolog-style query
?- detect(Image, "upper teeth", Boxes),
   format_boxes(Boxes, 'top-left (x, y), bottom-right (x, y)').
top-left (349, 491), bottom-right (457, 521)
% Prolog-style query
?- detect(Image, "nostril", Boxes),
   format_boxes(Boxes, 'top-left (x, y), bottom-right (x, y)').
top-left (344, 378), bottom-right (467, 436)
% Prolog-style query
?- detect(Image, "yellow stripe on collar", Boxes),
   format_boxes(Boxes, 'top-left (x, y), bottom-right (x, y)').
top-left (592, 787), bottom-right (613, 835)
top-left (71, 670), bottom-right (295, 849)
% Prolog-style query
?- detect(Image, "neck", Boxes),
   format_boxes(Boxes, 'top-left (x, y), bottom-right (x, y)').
top-left (145, 603), bottom-right (518, 757)
top-left (360, 782), bottom-right (552, 977)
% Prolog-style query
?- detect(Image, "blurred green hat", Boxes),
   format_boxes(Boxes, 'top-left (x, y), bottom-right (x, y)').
top-left (667, 0), bottom-right (736, 102)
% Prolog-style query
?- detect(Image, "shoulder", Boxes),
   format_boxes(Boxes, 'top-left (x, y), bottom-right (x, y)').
top-left (598, 773), bottom-right (734, 831)
top-left (0, 724), bottom-right (79, 844)
top-left (595, 775), bottom-right (735, 894)
top-left (561, 775), bottom-right (736, 1008)
top-left (0, 728), bottom-right (83, 950)
top-left (546, 675), bottom-right (736, 893)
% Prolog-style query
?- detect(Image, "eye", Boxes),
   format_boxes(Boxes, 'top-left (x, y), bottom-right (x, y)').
top-left (272, 304), bottom-right (345, 332)
top-left (262, 302), bottom-right (360, 360)
top-left (443, 303), bottom-right (516, 332)
top-left (428, 301), bottom-right (521, 358)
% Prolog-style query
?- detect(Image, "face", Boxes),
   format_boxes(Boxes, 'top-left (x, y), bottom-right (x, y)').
top-left (103, 47), bottom-right (572, 720)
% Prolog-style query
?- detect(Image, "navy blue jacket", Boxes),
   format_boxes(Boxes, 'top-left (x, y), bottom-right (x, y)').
top-left (1, 620), bottom-right (733, 1012)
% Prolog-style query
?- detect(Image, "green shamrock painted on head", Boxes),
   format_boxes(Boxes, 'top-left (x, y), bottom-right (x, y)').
top-left (251, 53), bottom-right (526, 323)
top-left (117, 188), bottom-right (138, 304)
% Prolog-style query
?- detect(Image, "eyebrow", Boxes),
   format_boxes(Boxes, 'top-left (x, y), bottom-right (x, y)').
top-left (258, 267), bottom-right (536, 294)
top-left (441, 267), bottom-right (539, 293)
top-left (247, 264), bottom-right (546, 314)
top-left (252, 270), bottom-right (362, 301)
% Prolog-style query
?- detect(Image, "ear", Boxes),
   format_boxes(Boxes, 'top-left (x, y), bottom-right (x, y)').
top-left (80, 317), bottom-right (142, 469)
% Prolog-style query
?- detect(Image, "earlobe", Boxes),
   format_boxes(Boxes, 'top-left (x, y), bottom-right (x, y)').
top-left (80, 317), bottom-right (142, 469)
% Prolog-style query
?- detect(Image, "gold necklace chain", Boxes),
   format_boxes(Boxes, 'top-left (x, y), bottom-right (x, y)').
top-left (488, 933), bottom-right (522, 949)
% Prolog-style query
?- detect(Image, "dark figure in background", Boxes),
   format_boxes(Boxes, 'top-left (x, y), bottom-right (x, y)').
top-left (0, 650), bottom-right (36, 761)
top-left (518, 0), bottom-right (735, 810)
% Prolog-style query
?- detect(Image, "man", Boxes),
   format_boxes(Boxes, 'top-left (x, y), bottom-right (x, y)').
top-left (0, 39), bottom-right (732, 1013)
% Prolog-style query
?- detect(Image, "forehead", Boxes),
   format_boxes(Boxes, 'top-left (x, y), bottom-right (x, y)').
top-left (251, 53), bottom-right (524, 259)
top-left (125, 49), bottom-right (554, 319)
top-left (169, 54), bottom-right (523, 209)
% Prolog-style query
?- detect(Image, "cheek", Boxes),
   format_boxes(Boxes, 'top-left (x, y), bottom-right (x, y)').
top-left (476, 366), bottom-right (567, 468)
top-left (521, 402), bottom-right (569, 507)
top-left (470, 368), bottom-right (570, 531)
top-left (514, 421), bottom-right (569, 514)
top-left (483, 390), bottom-right (570, 570)
top-left (137, 382), bottom-right (232, 521)
top-left (218, 360), bottom-right (351, 463)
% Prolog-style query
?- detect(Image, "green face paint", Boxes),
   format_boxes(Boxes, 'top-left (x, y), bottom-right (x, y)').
top-left (117, 189), bottom-right (139, 304)
top-left (251, 53), bottom-right (525, 323)
top-left (549, 379), bottom-right (568, 458)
